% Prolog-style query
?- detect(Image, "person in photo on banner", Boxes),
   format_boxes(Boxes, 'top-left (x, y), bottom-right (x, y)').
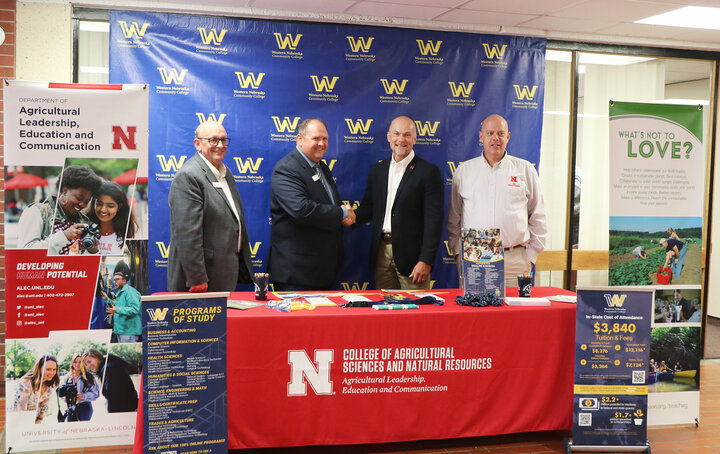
top-left (17, 165), bottom-right (103, 255)
top-left (353, 115), bottom-right (444, 289)
top-left (268, 118), bottom-right (354, 291)
top-left (58, 353), bottom-right (100, 421)
top-left (88, 180), bottom-right (139, 256)
top-left (167, 121), bottom-right (254, 292)
top-left (106, 269), bottom-right (142, 343)
top-left (660, 236), bottom-right (687, 281)
top-left (11, 355), bottom-right (59, 424)
top-left (82, 348), bottom-right (138, 413)
top-left (447, 114), bottom-right (547, 288)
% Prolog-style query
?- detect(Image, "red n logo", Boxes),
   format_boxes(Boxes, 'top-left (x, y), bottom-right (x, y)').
top-left (112, 126), bottom-right (137, 150)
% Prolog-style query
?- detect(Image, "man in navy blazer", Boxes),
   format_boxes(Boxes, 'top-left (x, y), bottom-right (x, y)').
top-left (354, 115), bottom-right (444, 289)
top-left (268, 118), bottom-right (355, 291)
top-left (167, 121), bottom-right (253, 292)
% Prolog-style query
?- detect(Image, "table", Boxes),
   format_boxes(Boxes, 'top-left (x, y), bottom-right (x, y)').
top-left (226, 287), bottom-right (575, 449)
top-left (135, 287), bottom-right (576, 451)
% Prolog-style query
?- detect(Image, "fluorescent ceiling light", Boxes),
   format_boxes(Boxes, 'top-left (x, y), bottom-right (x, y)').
top-left (636, 6), bottom-right (720, 30)
top-left (546, 50), bottom-right (652, 66)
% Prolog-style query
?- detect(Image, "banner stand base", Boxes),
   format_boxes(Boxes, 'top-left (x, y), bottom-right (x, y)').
top-left (563, 439), bottom-right (651, 453)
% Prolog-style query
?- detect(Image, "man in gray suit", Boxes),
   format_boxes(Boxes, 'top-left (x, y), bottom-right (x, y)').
top-left (167, 121), bottom-right (253, 292)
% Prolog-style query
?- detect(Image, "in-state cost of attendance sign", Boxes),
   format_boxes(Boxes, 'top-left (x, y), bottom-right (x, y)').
top-left (142, 293), bottom-right (229, 454)
top-left (573, 288), bottom-right (652, 448)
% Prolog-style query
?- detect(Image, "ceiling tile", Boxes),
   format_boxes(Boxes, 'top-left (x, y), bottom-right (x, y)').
top-left (346, 1), bottom-right (450, 20)
top-left (460, 0), bottom-right (585, 15)
top-left (550, 0), bottom-right (680, 21)
top-left (435, 9), bottom-right (538, 27)
top-left (596, 22), bottom-right (689, 38)
top-left (362, 0), bottom-right (466, 6)
top-left (250, 0), bottom-right (355, 13)
top-left (519, 15), bottom-right (619, 32)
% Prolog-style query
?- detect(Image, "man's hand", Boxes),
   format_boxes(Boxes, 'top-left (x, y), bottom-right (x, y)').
top-left (409, 261), bottom-right (431, 284)
top-left (342, 204), bottom-right (356, 226)
top-left (106, 305), bottom-right (116, 316)
top-left (189, 282), bottom-right (209, 293)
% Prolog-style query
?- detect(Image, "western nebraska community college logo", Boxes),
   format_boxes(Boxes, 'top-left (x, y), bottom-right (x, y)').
top-left (415, 39), bottom-right (444, 65)
top-left (146, 307), bottom-right (169, 322)
top-left (270, 115), bottom-right (301, 142)
top-left (309, 75), bottom-right (340, 103)
top-left (413, 120), bottom-right (441, 147)
top-left (249, 241), bottom-right (263, 268)
top-left (481, 42), bottom-right (508, 68)
top-left (155, 241), bottom-right (169, 267)
top-left (155, 154), bottom-right (187, 181)
top-left (445, 160), bottom-right (463, 185)
top-left (155, 67), bottom-right (190, 95)
top-left (234, 72), bottom-right (266, 100)
top-left (511, 84), bottom-right (539, 109)
top-left (195, 113), bottom-right (226, 125)
top-left (345, 36), bottom-right (376, 62)
top-left (272, 33), bottom-right (303, 59)
top-left (116, 20), bottom-right (150, 48)
top-left (232, 156), bottom-right (264, 184)
top-left (196, 27), bottom-right (228, 55)
top-left (343, 118), bottom-right (374, 144)
top-left (379, 79), bottom-right (410, 104)
top-left (447, 81), bottom-right (475, 107)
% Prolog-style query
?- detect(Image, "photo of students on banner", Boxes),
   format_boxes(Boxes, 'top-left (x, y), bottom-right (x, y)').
top-left (653, 288), bottom-right (702, 324)
top-left (609, 216), bottom-right (702, 286)
top-left (648, 327), bottom-right (700, 392)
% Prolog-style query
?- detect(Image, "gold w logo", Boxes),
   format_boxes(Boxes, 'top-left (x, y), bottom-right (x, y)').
top-left (513, 84), bottom-right (538, 100)
top-left (344, 118), bottom-right (373, 135)
top-left (414, 121), bottom-right (440, 137)
top-left (341, 282), bottom-right (370, 291)
top-left (482, 43), bottom-right (507, 59)
top-left (380, 79), bottom-right (408, 95)
top-left (416, 39), bottom-right (442, 56)
top-left (233, 157), bottom-right (264, 174)
top-left (448, 82), bottom-right (475, 98)
top-left (157, 67), bottom-right (188, 85)
top-left (273, 33), bottom-right (302, 50)
top-left (310, 75), bottom-right (339, 92)
top-left (447, 161), bottom-right (463, 176)
top-left (235, 72), bottom-right (265, 89)
top-left (156, 155), bottom-right (187, 173)
top-left (118, 21), bottom-right (149, 39)
top-left (346, 36), bottom-right (374, 53)
top-left (341, 200), bottom-right (361, 210)
top-left (195, 113), bottom-right (226, 124)
top-left (249, 242), bottom-right (261, 258)
top-left (321, 159), bottom-right (337, 171)
top-left (444, 240), bottom-right (454, 256)
top-left (271, 116), bottom-right (301, 133)
top-left (604, 294), bottom-right (627, 308)
top-left (156, 241), bottom-right (170, 259)
top-left (146, 307), bottom-right (168, 322)
top-left (197, 27), bottom-right (227, 45)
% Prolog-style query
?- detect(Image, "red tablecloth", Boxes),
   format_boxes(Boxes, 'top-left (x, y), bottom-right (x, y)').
top-left (136, 287), bottom-right (576, 450)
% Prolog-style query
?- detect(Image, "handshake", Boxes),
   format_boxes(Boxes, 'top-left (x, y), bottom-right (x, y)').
top-left (341, 204), bottom-right (356, 226)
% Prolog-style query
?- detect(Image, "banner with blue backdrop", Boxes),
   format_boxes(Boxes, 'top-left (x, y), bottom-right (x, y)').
top-left (109, 10), bottom-right (546, 292)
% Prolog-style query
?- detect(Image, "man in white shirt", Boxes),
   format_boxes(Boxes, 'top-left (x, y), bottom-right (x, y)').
top-left (447, 114), bottom-right (547, 288)
top-left (167, 121), bottom-right (254, 292)
top-left (354, 116), bottom-right (444, 289)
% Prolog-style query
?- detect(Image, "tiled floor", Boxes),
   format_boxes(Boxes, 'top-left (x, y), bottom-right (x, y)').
top-left (2, 360), bottom-right (718, 454)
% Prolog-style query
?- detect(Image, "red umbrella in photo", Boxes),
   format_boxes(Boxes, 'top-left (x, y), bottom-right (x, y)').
top-left (112, 168), bottom-right (148, 185)
top-left (5, 173), bottom-right (49, 190)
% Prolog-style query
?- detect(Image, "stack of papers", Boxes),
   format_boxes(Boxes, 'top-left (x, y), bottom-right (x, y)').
top-left (548, 295), bottom-right (577, 303)
top-left (505, 297), bottom-right (551, 306)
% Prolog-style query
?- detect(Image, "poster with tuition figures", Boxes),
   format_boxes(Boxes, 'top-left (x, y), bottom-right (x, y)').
top-left (572, 287), bottom-right (652, 449)
top-left (460, 228), bottom-right (504, 299)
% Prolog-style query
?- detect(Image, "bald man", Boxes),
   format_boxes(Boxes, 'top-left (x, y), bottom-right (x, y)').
top-left (167, 121), bottom-right (253, 292)
top-left (354, 115), bottom-right (444, 289)
top-left (447, 114), bottom-right (547, 288)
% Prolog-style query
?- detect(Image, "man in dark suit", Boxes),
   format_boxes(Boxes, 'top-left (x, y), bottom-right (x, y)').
top-left (167, 121), bottom-right (253, 292)
top-left (268, 118), bottom-right (355, 291)
top-left (354, 115), bottom-right (444, 289)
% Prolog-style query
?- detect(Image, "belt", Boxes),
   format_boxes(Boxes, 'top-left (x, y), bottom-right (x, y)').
top-left (504, 244), bottom-right (527, 251)
top-left (382, 232), bottom-right (392, 244)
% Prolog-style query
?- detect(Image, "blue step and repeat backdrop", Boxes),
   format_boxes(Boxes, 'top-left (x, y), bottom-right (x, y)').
top-left (109, 10), bottom-right (546, 292)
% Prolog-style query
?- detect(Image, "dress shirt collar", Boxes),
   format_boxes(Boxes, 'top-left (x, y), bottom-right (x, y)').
top-left (390, 149), bottom-right (415, 170)
top-left (197, 152), bottom-right (227, 180)
top-left (295, 146), bottom-right (318, 168)
top-left (482, 150), bottom-right (508, 168)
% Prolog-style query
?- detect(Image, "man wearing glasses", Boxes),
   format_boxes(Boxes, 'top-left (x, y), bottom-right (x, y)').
top-left (167, 120), bottom-right (254, 292)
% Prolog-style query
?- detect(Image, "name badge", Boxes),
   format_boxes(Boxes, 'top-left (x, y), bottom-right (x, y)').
top-left (312, 174), bottom-right (320, 182)
top-left (212, 182), bottom-right (223, 188)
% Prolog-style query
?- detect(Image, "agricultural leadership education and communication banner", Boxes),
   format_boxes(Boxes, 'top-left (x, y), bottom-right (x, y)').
top-left (3, 81), bottom-right (148, 452)
top-left (108, 10), bottom-right (547, 292)
top-left (608, 102), bottom-right (703, 425)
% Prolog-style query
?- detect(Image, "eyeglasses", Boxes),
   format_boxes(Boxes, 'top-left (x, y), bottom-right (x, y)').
top-left (197, 137), bottom-right (230, 146)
